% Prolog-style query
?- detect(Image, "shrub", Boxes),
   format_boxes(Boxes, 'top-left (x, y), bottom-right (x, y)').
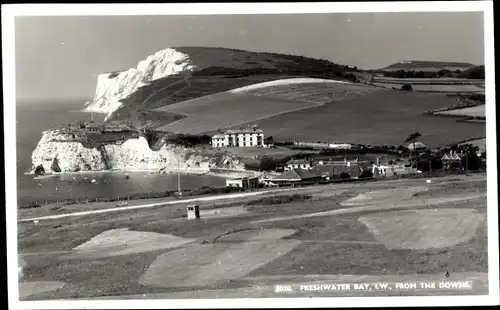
top-left (339, 172), bottom-right (351, 179)
top-left (359, 170), bottom-right (373, 179)
top-left (246, 194), bottom-right (311, 206)
top-left (401, 84), bottom-right (413, 91)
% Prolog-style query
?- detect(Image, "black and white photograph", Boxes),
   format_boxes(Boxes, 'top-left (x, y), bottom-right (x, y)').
top-left (3, 2), bottom-right (498, 308)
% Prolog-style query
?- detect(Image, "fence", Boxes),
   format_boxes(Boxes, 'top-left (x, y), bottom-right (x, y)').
top-left (20, 190), bottom-right (185, 209)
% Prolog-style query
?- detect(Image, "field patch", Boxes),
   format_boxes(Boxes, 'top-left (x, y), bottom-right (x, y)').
top-left (251, 91), bottom-right (485, 147)
top-left (341, 186), bottom-right (429, 207)
top-left (139, 233), bottom-right (301, 288)
top-left (459, 138), bottom-right (486, 152)
top-left (252, 189), bottom-right (486, 224)
top-left (228, 77), bottom-right (351, 93)
top-left (372, 83), bottom-right (484, 93)
top-left (435, 105), bottom-right (485, 118)
top-left (359, 209), bottom-right (484, 250)
top-left (199, 206), bottom-right (249, 219)
top-left (216, 228), bottom-right (297, 242)
top-left (154, 92), bottom-right (321, 134)
top-left (19, 281), bottom-right (67, 299)
top-left (233, 80), bottom-right (385, 104)
top-left (63, 228), bottom-right (195, 259)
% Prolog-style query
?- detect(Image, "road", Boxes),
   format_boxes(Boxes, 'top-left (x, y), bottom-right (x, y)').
top-left (18, 173), bottom-right (485, 223)
top-left (18, 186), bottom-right (305, 223)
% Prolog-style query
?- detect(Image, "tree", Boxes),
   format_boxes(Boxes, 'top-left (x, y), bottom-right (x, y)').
top-left (405, 132), bottom-right (422, 153)
top-left (401, 84), bottom-right (413, 91)
top-left (405, 132), bottom-right (422, 169)
top-left (460, 145), bottom-right (481, 171)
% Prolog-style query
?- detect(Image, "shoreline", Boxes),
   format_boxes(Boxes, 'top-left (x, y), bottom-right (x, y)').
top-left (26, 166), bottom-right (268, 178)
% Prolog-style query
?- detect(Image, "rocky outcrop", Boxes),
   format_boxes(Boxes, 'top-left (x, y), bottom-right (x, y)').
top-left (30, 130), bottom-right (245, 174)
top-left (84, 48), bottom-right (197, 119)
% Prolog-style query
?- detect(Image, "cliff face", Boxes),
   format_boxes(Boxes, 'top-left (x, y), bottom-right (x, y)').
top-left (84, 48), bottom-right (197, 118)
top-left (31, 130), bottom-right (245, 174)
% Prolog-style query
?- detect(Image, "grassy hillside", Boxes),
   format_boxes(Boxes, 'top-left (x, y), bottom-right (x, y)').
top-left (383, 60), bottom-right (476, 72)
top-left (106, 47), bottom-right (357, 128)
top-left (103, 47), bottom-right (484, 148)
top-left (459, 65), bottom-right (485, 79)
top-left (248, 91), bottom-right (485, 147)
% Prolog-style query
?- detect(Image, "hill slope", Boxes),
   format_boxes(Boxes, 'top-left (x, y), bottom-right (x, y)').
top-left (85, 47), bottom-right (356, 127)
top-left (383, 61), bottom-right (476, 72)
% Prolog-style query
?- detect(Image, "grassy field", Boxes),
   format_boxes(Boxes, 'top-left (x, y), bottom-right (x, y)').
top-left (382, 61), bottom-right (475, 72)
top-left (249, 91), bottom-right (485, 147)
top-left (372, 77), bottom-right (484, 85)
top-left (18, 174), bottom-right (488, 299)
top-left (154, 91), bottom-right (323, 134)
top-left (233, 79), bottom-right (384, 103)
top-left (106, 46), bottom-right (355, 129)
top-left (372, 83), bottom-right (484, 93)
top-left (434, 105), bottom-right (486, 118)
top-left (222, 146), bottom-right (313, 159)
top-left (148, 78), bottom-right (485, 147)
top-left (459, 138), bottom-right (486, 152)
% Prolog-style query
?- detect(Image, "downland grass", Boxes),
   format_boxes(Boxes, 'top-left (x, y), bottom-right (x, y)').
top-left (18, 174), bottom-right (487, 299)
top-left (250, 91), bottom-right (485, 147)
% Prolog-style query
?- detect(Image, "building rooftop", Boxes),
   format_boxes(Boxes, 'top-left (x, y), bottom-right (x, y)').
top-left (86, 123), bottom-right (101, 129)
top-left (272, 169), bottom-right (322, 181)
top-left (286, 159), bottom-right (310, 165)
top-left (310, 162), bottom-right (372, 177)
top-left (212, 134), bottom-right (226, 139)
top-left (226, 127), bottom-right (263, 134)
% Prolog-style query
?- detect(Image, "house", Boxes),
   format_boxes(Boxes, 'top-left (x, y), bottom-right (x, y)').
top-left (441, 150), bottom-right (462, 169)
top-left (211, 134), bottom-right (226, 148)
top-left (226, 176), bottom-right (259, 189)
top-left (211, 126), bottom-right (264, 147)
top-left (372, 164), bottom-right (397, 177)
top-left (310, 162), bottom-right (371, 180)
top-left (271, 169), bottom-right (325, 186)
top-left (285, 159), bottom-right (311, 171)
top-left (85, 122), bottom-right (102, 135)
top-left (102, 122), bottom-right (131, 133)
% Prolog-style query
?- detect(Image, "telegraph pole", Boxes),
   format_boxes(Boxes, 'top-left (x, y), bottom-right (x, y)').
top-left (177, 161), bottom-right (181, 196)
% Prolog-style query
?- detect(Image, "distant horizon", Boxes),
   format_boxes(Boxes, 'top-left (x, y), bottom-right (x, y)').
top-left (15, 12), bottom-right (485, 101)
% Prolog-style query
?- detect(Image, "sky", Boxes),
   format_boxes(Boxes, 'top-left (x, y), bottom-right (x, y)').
top-left (15, 12), bottom-right (485, 101)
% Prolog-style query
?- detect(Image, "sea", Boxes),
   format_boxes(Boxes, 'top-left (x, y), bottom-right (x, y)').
top-left (15, 100), bottom-right (225, 206)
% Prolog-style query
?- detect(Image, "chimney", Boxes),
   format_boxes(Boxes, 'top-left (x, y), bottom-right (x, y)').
top-left (377, 157), bottom-right (380, 166)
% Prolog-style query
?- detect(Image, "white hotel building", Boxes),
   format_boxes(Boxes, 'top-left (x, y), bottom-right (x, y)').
top-left (212, 127), bottom-right (264, 147)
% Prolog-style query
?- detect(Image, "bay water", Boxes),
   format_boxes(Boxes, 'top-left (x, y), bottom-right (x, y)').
top-left (15, 100), bottom-right (225, 206)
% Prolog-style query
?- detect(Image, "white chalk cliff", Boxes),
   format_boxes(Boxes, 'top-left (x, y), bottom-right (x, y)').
top-left (31, 130), bottom-right (245, 174)
top-left (84, 48), bottom-right (197, 119)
